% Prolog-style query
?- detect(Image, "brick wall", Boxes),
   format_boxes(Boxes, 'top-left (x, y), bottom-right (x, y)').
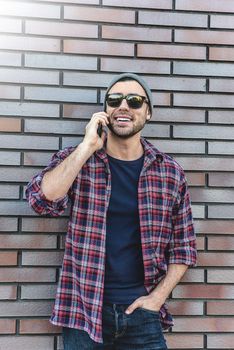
top-left (0, 0), bottom-right (233, 349)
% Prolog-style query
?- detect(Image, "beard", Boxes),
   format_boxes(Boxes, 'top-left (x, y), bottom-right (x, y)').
top-left (107, 113), bottom-right (147, 139)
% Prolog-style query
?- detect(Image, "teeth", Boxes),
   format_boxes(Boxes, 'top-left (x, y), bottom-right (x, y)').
top-left (117, 117), bottom-right (130, 122)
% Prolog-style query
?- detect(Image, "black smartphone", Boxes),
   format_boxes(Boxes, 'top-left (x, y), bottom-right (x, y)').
top-left (97, 123), bottom-right (102, 137)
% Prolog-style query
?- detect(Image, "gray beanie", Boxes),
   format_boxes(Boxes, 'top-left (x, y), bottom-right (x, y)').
top-left (103, 73), bottom-right (153, 115)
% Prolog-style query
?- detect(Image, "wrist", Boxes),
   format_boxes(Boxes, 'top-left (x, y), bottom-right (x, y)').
top-left (150, 289), bottom-right (167, 305)
top-left (68, 143), bottom-right (95, 168)
top-left (76, 141), bottom-right (96, 156)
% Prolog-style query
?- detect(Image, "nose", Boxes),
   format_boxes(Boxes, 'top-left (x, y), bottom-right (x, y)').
top-left (118, 98), bottom-right (129, 110)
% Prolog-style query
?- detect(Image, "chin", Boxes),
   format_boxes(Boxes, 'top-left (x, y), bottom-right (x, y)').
top-left (107, 122), bottom-right (143, 139)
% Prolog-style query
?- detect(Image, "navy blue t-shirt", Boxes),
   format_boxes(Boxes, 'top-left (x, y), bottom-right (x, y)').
top-left (104, 154), bottom-right (148, 304)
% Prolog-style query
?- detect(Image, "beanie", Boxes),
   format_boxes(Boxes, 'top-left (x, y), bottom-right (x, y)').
top-left (103, 73), bottom-right (153, 115)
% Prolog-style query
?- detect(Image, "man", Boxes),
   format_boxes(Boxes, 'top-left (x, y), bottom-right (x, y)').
top-left (26, 73), bottom-right (197, 350)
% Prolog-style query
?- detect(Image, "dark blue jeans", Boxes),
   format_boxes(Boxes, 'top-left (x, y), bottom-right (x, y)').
top-left (63, 303), bottom-right (168, 349)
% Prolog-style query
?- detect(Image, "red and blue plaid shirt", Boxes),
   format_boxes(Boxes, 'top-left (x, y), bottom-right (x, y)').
top-left (26, 137), bottom-right (197, 343)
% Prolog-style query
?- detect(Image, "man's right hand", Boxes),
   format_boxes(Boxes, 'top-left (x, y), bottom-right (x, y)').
top-left (41, 112), bottom-right (109, 201)
top-left (82, 112), bottom-right (109, 152)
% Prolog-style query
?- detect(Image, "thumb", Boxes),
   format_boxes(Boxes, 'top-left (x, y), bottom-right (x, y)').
top-left (125, 300), bottom-right (141, 315)
top-left (101, 129), bottom-right (107, 142)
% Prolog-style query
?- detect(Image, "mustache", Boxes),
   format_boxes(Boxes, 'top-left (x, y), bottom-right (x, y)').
top-left (111, 111), bottom-right (133, 118)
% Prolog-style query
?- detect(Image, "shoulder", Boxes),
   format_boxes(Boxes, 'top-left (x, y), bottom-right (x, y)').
top-left (143, 138), bottom-right (186, 181)
top-left (162, 152), bottom-right (185, 176)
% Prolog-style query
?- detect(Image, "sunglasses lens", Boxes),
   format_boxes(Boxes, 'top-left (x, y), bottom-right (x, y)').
top-left (127, 95), bottom-right (144, 109)
top-left (106, 94), bottom-right (146, 109)
top-left (106, 94), bottom-right (123, 107)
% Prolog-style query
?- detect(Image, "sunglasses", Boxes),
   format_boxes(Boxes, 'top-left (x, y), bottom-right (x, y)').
top-left (106, 93), bottom-right (148, 109)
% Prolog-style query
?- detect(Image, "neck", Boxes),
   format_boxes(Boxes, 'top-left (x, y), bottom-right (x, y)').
top-left (106, 132), bottom-right (144, 160)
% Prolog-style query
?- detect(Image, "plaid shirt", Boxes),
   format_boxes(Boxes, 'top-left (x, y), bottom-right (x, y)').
top-left (26, 137), bottom-right (197, 343)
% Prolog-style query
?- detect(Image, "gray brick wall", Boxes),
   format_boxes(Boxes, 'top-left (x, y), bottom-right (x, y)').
top-left (0, 0), bottom-right (233, 349)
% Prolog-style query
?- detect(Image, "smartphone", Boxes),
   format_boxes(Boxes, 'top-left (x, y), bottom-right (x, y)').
top-left (97, 123), bottom-right (102, 137)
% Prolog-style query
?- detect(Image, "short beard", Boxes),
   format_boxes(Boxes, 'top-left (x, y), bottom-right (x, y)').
top-left (107, 120), bottom-right (146, 139)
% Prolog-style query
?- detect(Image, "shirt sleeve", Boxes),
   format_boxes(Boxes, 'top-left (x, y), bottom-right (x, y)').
top-left (167, 170), bottom-right (197, 266)
top-left (25, 147), bottom-right (75, 216)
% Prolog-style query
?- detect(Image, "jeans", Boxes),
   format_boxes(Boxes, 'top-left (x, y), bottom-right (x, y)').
top-left (63, 303), bottom-right (168, 349)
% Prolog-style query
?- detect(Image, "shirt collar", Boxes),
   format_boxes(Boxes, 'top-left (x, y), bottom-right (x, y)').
top-left (140, 137), bottom-right (164, 165)
top-left (95, 136), bottom-right (164, 166)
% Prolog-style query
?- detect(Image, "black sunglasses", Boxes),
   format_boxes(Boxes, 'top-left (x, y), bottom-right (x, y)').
top-left (106, 93), bottom-right (148, 109)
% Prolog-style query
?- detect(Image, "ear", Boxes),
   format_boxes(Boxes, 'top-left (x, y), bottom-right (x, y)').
top-left (146, 110), bottom-right (151, 121)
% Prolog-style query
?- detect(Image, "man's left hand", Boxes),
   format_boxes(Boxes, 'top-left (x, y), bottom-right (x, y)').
top-left (125, 295), bottom-right (162, 315)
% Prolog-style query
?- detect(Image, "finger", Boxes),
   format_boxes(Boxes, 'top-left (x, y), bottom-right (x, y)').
top-left (93, 111), bottom-right (109, 117)
top-left (86, 116), bottom-right (107, 133)
top-left (92, 113), bottom-right (109, 125)
top-left (125, 300), bottom-right (142, 315)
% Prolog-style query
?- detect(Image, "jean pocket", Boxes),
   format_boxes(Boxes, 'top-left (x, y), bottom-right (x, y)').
top-left (138, 307), bottom-right (160, 316)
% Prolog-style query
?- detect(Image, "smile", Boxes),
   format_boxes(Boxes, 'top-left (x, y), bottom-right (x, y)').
top-left (116, 117), bottom-right (131, 122)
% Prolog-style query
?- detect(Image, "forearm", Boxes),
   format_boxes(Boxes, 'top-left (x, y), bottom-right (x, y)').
top-left (150, 264), bottom-right (188, 306)
top-left (125, 263), bottom-right (188, 314)
top-left (41, 142), bottom-right (95, 201)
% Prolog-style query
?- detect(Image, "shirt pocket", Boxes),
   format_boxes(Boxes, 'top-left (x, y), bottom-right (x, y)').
top-left (150, 191), bottom-right (174, 250)
top-left (151, 191), bottom-right (174, 224)
top-left (151, 190), bottom-right (174, 209)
